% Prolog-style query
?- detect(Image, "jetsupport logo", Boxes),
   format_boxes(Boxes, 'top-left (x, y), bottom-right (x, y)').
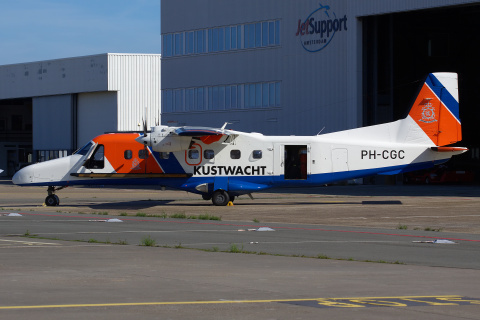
top-left (295, 3), bottom-right (348, 52)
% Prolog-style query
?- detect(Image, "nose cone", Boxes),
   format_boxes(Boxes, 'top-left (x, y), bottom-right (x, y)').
top-left (135, 135), bottom-right (149, 146)
top-left (12, 165), bottom-right (34, 185)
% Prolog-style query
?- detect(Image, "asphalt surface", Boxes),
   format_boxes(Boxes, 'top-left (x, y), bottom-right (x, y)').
top-left (1, 181), bottom-right (480, 319)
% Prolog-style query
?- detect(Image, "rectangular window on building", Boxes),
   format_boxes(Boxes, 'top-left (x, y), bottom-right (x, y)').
top-left (175, 89), bottom-right (184, 112)
top-left (163, 34), bottom-right (173, 57)
top-left (219, 86), bottom-right (225, 110)
top-left (275, 20), bottom-right (280, 45)
top-left (255, 83), bottom-right (262, 107)
top-left (225, 26), bottom-right (231, 51)
top-left (231, 26), bottom-right (236, 49)
top-left (269, 21), bottom-right (275, 45)
top-left (186, 31), bottom-right (194, 54)
top-left (186, 88), bottom-right (194, 111)
top-left (174, 33), bottom-right (183, 55)
top-left (231, 86), bottom-right (237, 108)
top-left (212, 28), bottom-right (218, 52)
top-left (255, 22), bottom-right (262, 47)
top-left (262, 83), bottom-right (269, 107)
top-left (225, 86), bottom-right (231, 109)
top-left (212, 86), bottom-right (219, 109)
top-left (208, 87), bottom-right (213, 110)
top-left (262, 22), bottom-right (268, 46)
top-left (237, 25), bottom-right (242, 49)
top-left (237, 85), bottom-right (243, 108)
top-left (269, 83), bottom-right (275, 107)
top-left (218, 28), bottom-right (224, 51)
top-left (208, 29), bottom-right (213, 52)
top-left (196, 88), bottom-right (204, 110)
top-left (249, 84), bottom-right (255, 108)
top-left (196, 30), bottom-right (205, 53)
top-left (275, 82), bottom-right (281, 106)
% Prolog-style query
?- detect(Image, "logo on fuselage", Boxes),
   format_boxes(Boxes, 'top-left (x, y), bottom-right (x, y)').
top-left (193, 165), bottom-right (267, 176)
top-left (295, 3), bottom-right (348, 52)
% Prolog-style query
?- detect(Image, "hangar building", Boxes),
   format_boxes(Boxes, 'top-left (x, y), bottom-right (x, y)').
top-left (0, 53), bottom-right (161, 176)
top-left (161, 0), bottom-right (480, 177)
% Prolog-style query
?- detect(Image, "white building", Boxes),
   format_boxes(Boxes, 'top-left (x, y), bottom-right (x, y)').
top-left (0, 53), bottom-right (161, 176)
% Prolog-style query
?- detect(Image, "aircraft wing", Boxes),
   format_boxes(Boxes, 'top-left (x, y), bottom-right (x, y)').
top-left (137, 125), bottom-right (233, 152)
top-left (175, 127), bottom-right (225, 136)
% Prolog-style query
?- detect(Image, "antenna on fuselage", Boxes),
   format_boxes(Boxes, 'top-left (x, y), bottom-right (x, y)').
top-left (317, 127), bottom-right (326, 135)
top-left (221, 122), bottom-right (231, 130)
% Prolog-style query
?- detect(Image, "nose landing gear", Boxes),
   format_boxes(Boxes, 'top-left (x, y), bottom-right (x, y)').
top-left (45, 186), bottom-right (67, 206)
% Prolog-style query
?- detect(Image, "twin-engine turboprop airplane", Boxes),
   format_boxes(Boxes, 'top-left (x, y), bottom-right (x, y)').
top-left (13, 73), bottom-right (467, 206)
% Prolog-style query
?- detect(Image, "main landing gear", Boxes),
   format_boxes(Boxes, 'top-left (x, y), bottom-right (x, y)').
top-left (206, 190), bottom-right (235, 206)
top-left (45, 186), bottom-right (67, 206)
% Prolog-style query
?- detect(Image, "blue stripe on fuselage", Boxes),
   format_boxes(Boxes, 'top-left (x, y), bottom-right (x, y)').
top-left (150, 148), bottom-right (186, 174)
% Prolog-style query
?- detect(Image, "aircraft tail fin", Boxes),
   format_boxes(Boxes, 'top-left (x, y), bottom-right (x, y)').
top-left (407, 73), bottom-right (462, 146)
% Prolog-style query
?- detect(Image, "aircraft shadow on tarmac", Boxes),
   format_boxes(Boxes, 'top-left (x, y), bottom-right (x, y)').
top-left (80, 199), bottom-right (403, 209)
top-left (264, 185), bottom-right (480, 198)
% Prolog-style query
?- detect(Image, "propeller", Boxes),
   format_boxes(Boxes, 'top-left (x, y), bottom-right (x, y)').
top-left (142, 106), bottom-right (148, 137)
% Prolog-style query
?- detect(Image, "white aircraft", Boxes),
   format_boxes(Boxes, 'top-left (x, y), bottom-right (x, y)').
top-left (13, 73), bottom-right (467, 206)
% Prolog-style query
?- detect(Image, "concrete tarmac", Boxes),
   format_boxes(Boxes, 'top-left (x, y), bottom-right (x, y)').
top-left (1, 181), bottom-right (480, 319)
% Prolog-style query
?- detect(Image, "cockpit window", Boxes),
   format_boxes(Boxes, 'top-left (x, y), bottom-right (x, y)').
top-left (85, 145), bottom-right (104, 169)
top-left (74, 142), bottom-right (93, 156)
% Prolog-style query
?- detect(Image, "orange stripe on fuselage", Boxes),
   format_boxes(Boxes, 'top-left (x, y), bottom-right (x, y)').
top-left (92, 133), bottom-right (163, 174)
top-left (408, 84), bottom-right (461, 146)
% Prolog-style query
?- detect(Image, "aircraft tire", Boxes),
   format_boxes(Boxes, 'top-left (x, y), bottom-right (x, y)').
top-left (45, 195), bottom-right (59, 206)
top-left (202, 194), bottom-right (212, 201)
top-left (212, 190), bottom-right (230, 206)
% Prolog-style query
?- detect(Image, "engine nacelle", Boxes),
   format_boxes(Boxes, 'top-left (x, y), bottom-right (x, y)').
top-left (135, 126), bottom-right (192, 152)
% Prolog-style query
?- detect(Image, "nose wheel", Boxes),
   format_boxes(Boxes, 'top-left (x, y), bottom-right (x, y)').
top-left (45, 186), bottom-right (66, 206)
top-left (45, 194), bottom-right (60, 206)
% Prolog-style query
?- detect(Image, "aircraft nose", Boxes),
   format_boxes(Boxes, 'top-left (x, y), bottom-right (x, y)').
top-left (12, 165), bottom-right (34, 185)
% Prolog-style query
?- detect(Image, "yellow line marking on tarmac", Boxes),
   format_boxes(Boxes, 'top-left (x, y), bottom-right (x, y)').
top-left (0, 295), bottom-right (473, 310)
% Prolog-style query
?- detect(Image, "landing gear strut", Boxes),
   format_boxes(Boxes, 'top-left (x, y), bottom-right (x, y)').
top-left (45, 186), bottom-right (67, 206)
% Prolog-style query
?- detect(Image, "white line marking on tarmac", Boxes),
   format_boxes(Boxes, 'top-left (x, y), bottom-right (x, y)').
top-left (0, 239), bottom-right (60, 246)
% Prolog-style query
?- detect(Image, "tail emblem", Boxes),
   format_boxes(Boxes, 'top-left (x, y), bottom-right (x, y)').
top-left (419, 101), bottom-right (437, 123)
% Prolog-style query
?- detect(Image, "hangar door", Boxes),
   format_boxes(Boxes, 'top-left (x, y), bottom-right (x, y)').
top-left (77, 92), bottom-right (118, 147)
top-left (362, 5), bottom-right (480, 178)
top-left (33, 95), bottom-right (75, 153)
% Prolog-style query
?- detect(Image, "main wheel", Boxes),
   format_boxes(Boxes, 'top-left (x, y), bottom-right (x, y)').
top-left (45, 195), bottom-right (59, 206)
top-left (202, 194), bottom-right (212, 201)
top-left (211, 190), bottom-right (230, 206)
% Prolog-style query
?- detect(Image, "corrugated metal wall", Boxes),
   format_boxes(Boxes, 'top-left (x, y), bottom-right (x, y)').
top-left (108, 54), bottom-right (161, 132)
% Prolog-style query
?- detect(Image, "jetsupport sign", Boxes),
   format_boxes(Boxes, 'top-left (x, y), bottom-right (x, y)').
top-left (295, 3), bottom-right (348, 52)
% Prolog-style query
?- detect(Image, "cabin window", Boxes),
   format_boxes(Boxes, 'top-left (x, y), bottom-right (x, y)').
top-left (204, 149), bottom-right (214, 159)
top-left (85, 145), bottom-right (104, 169)
top-left (124, 150), bottom-right (132, 160)
top-left (160, 152), bottom-right (170, 159)
top-left (188, 149), bottom-right (199, 159)
top-left (230, 149), bottom-right (241, 159)
top-left (139, 149), bottom-right (148, 159)
top-left (252, 150), bottom-right (262, 159)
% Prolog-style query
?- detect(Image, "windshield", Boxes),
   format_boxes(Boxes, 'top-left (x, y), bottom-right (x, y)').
top-left (73, 141), bottom-right (94, 156)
